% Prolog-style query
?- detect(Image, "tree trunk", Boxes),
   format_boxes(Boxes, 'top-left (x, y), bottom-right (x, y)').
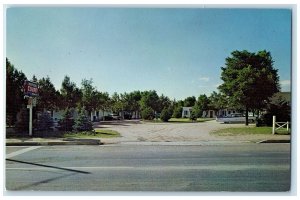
top-left (245, 107), bottom-right (249, 126)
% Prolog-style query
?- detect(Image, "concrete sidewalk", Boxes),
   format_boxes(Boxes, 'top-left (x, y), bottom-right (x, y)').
top-left (6, 137), bottom-right (101, 146)
top-left (5, 137), bottom-right (290, 146)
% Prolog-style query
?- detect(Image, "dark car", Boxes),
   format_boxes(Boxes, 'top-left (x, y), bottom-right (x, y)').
top-left (123, 112), bottom-right (132, 120)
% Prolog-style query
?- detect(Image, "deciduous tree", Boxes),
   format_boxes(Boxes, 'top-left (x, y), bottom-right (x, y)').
top-left (183, 96), bottom-right (196, 107)
top-left (60, 76), bottom-right (82, 109)
top-left (218, 50), bottom-right (280, 125)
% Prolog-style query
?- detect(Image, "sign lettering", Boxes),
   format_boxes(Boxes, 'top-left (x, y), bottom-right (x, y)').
top-left (24, 81), bottom-right (39, 97)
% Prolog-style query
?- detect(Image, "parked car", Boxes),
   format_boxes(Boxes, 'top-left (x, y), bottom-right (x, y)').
top-left (123, 112), bottom-right (132, 120)
top-left (216, 113), bottom-right (256, 124)
top-left (110, 114), bottom-right (121, 120)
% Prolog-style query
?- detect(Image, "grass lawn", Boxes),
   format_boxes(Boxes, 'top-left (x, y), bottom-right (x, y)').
top-left (63, 129), bottom-right (120, 138)
top-left (211, 126), bottom-right (290, 136)
top-left (169, 118), bottom-right (213, 123)
top-left (145, 118), bottom-right (214, 123)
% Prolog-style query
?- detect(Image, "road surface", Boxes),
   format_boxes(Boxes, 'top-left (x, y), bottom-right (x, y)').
top-left (6, 143), bottom-right (290, 192)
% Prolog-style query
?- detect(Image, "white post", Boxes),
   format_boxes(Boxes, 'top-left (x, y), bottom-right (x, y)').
top-left (27, 98), bottom-right (33, 137)
top-left (272, 115), bottom-right (276, 135)
top-left (287, 121), bottom-right (289, 132)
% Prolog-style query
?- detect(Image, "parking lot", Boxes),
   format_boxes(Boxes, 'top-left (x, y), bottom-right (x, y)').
top-left (93, 120), bottom-right (290, 144)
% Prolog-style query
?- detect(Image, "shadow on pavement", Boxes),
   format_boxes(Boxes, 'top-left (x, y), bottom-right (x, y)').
top-left (6, 158), bottom-right (91, 174)
top-left (93, 120), bottom-right (141, 128)
top-left (6, 159), bottom-right (92, 190)
top-left (10, 172), bottom-right (76, 190)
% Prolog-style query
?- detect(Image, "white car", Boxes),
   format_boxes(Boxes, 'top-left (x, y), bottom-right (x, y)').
top-left (109, 114), bottom-right (121, 120)
top-left (216, 113), bottom-right (256, 124)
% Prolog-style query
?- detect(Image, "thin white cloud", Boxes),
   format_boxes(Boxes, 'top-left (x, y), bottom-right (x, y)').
top-left (280, 80), bottom-right (291, 86)
top-left (198, 85), bottom-right (214, 88)
top-left (198, 77), bottom-right (210, 82)
top-left (214, 83), bottom-right (221, 88)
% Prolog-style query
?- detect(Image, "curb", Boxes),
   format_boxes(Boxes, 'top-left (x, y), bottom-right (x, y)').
top-left (257, 139), bottom-right (290, 143)
top-left (6, 139), bottom-right (101, 146)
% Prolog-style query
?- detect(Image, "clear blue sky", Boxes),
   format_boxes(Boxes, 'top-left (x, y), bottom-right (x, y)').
top-left (6, 7), bottom-right (291, 100)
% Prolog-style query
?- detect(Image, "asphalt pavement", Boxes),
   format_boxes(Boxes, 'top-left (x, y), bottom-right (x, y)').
top-left (5, 143), bottom-right (291, 192)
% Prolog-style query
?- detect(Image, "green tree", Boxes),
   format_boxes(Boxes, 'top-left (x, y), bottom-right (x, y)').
top-left (36, 112), bottom-right (53, 131)
top-left (140, 90), bottom-right (160, 114)
top-left (60, 76), bottom-right (82, 109)
top-left (6, 58), bottom-right (27, 126)
top-left (189, 107), bottom-right (198, 121)
top-left (37, 77), bottom-right (60, 111)
top-left (58, 108), bottom-right (75, 131)
top-left (130, 91), bottom-right (142, 113)
top-left (141, 106), bottom-right (154, 120)
top-left (117, 91), bottom-right (142, 119)
top-left (183, 96), bottom-right (196, 107)
top-left (160, 107), bottom-right (172, 122)
top-left (208, 91), bottom-right (226, 112)
top-left (111, 92), bottom-right (123, 114)
top-left (73, 110), bottom-right (93, 131)
top-left (80, 79), bottom-right (101, 120)
top-left (97, 92), bottom-right (110, 120)
top-left (260, 92), bottom-right (291, 126)
top-left (195, 94), bottom-right (210, 117)
top-left (158, 94), bottom-right (171, 113)
top-left (172, 105), bottom-right (183, 118)
top-left (15, 107), bottom-right (29, 133)
top-left (191, 105), bottom-right (202, 119)
top-left (218, 50), bottom-right (280, 125)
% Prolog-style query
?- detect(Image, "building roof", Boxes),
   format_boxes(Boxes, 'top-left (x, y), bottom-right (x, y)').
top-left (269, 92), bottom-right (291, 104)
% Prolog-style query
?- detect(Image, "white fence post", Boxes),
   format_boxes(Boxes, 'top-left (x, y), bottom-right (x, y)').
top-left (287, 121), bottom-right (289, 132)
top-left (272, 115), bottom-right (276, 135)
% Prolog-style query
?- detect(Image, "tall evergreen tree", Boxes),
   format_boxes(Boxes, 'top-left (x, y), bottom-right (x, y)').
top-left (6, 58), bottom-right (27, 126)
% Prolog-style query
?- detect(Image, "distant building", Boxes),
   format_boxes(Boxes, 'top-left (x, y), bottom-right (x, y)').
top-left (202, 110), bottom-right (217, 118)
top-left (51, 109), bottom-right (112, 122)
top-left (182, 107), bottom-right (192, 118)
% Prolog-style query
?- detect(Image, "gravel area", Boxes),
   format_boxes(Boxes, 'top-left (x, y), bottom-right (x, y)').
top-left (93, 120), bottom-right (290, 144)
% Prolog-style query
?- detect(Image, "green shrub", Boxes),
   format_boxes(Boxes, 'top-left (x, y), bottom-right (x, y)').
top-left (58, 108), bottom-right (74, 131)
top-left (160, 107), bottom-right (172, 122)
top-left (15, 107), bottom-right (29, 133)
top-left (73, 110), bottom-right (93, 131)
top-left (141, 107), bottom-right (154, 120)
top-left (172, 106), bottom-right (183, 118)
top-left (189, 108), bottom-right (198, 121)
top-left (36, 112), bottom-right (53, 131)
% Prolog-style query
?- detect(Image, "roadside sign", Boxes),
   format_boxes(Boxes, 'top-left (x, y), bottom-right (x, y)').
top-left (24, 80), bottom-right (39, 97)
top-left (23, 80), bottom-right (38, 137)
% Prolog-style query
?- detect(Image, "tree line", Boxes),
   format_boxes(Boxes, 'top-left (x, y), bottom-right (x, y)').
top-left (6, 49), bottom-right (289, 128)
top-left (6, 57), bottom-right (226, 125)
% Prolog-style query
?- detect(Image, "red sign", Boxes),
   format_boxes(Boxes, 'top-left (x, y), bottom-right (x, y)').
top-left (24, 81), bottom-right (39, 97)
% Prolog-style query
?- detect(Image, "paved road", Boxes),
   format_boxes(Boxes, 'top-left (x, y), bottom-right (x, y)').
top-left (6, 144), bottom-right (290, 192)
